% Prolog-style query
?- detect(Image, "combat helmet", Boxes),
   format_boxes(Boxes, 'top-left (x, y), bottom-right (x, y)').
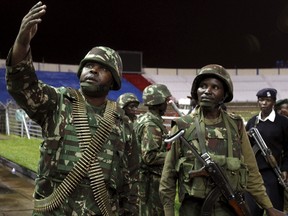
top-left (77, 46), bottom-right (123, 90)
top-left (191, 64), bottom-right (233, 103)
top-left (117, 93), bottom-right (140, 109)
top-left (142, 84), bottom-right (171, 106)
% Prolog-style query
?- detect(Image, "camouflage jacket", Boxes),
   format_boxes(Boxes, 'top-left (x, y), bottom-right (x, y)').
top-left (159, 107), bottom-right (273, 215)
top-left (6, 50), bottom-right (137, 215)
top-left (134, 110), bottom-right (168, 175)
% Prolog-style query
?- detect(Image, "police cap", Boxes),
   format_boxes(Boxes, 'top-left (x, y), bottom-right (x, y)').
top-left (256, 88), bottom-right (277, 100)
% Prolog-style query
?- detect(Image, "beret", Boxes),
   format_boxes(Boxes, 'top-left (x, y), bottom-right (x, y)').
top-left (256, 88), bottom-right (277, 100)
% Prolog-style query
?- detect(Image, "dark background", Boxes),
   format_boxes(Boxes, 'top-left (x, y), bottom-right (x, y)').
top-left (1, 0), bottom-right (288, 69)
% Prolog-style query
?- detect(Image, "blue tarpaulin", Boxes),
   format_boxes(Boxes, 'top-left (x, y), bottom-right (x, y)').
top-left (0, 68), bottom-right (143, 104)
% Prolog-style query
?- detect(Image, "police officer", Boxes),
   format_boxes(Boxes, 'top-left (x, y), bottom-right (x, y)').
top-left (117, 93), bottom-right (140, 123)
top-left (159, 64), bottom-right (285, 216)
top-left (6, 2), bottom-right (137, 215)
top-left (134, 84), bottom-right (171, 216)
top-left (245, 88), bottom-right (288, 215)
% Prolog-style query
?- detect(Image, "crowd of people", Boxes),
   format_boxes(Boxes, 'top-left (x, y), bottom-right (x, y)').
top-left (5, 1), bottom-right (288, 216)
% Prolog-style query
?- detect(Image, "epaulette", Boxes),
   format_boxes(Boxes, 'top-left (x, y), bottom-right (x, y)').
top-left (59, 87), bottom-right (76, 101)
top-left (226, 111), bottom-right (243, 120)
top-left (172, 114), bottom-right (194, 130)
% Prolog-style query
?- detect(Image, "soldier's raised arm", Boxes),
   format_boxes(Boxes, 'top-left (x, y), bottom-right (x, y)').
top-left (11, 1), bottom-right (46, 65)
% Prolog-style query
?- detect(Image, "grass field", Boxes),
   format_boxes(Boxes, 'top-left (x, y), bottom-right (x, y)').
top-left (0, 134), bottom-right (41, 172)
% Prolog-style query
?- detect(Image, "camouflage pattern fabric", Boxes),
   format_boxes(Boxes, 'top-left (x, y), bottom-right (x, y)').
top-left (121, 115), bottom-right (140, 215)
top-left (159, 107), bottom-right (272, 215)
top-left (134, 110), bottom-right (168, 216)
top-left (117, 93), bottom-right (140, 109)
top-left (117, 92), bottom-right (141, 214)
top-left (191, 64), bottom-right (233, 103)
top-left (6, 49), bottom-right (137, 215)
top-left (77, 46), bottom-right (123, 90)
top-left (142, 84), bottom-right (171, 106)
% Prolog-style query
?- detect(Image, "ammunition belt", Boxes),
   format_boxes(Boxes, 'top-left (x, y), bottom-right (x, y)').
top-left (34, 89), bottom-right (116, 215)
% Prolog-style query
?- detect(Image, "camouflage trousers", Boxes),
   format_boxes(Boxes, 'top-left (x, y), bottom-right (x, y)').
top-left (139, 173), bottom-right (164, 216)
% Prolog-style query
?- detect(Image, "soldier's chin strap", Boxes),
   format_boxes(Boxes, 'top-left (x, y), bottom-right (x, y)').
top-left (218, 94), bottom-right (227, 108)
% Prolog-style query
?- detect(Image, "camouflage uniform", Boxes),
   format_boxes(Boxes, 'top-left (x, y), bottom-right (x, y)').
top-left (159, 65), bottom-right (274, 216)
top-left (6, 47), bottom-right (138, 215)
top-left (134, 84), bottom-right (171, 216)
top-left (117, 93), bottom-right (141, 213)
top-left (117, 93), bottom-right (140, 123)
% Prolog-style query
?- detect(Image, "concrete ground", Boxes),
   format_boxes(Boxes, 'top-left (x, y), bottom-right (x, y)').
top-left (0, 163), bottom-right (34, 216)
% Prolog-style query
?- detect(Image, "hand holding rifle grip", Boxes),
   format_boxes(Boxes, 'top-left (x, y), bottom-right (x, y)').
top-left (164, 129), bottom-right (251, 216)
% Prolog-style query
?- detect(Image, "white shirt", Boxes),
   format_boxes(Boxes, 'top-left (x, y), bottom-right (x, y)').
top-left (258, 109), bottom-right (276, 122)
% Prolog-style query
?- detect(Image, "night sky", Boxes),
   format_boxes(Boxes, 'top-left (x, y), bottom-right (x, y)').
top-left (1, 0), bottom-right (288, 69)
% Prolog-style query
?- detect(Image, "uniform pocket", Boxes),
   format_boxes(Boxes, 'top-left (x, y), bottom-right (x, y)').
top-left (226, 157), bottom-right (248, 191)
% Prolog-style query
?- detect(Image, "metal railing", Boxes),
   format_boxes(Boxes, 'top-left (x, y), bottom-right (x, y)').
top-left (3, 101), bottom-right (42, 139)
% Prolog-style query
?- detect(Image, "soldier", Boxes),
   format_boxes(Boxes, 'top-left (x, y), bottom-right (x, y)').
top-left (117, 93), bottom-right (140, 123)
top-left (6, 2), bottom-right (137, 215)
top-left (245, 88), bottom-right (288, 215)
top-left (159, 64), bottom-right (285, 216)
top-left (117, 92), bottom-right (141, 213)
top-left (275, 98), bottom-right (288, 117)
top-left (187, 96), bottom-right (197, 114)
top-left (134, 84), bottom-right (171, 216)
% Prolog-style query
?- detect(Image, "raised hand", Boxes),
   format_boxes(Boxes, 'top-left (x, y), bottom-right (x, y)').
top-left (12, 1), bottom-right (46, 65)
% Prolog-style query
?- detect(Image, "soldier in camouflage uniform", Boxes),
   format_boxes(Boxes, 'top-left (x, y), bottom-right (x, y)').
top-left (159, 64), bottom-right (285, 216)
top-left (6, 2), bottom-right (137, 215)
top-left (134, 84), bottom-right (171, 216)
top-left (117, 93), bottom-right (140, 123)
top-left (117, 93), bottom-right (141, 213)
top-left (275, 98), bottom-right (288, 117)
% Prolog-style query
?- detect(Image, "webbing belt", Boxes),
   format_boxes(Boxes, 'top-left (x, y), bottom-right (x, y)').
top-left (34, 89), bottom-right (116, 215)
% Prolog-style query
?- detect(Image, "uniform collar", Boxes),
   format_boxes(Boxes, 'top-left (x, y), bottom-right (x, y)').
top-left (258, 109), bottom-right (276, 122)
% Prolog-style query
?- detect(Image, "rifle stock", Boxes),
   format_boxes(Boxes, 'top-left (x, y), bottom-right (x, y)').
top-left (164, 129), bottom-right (251, 216)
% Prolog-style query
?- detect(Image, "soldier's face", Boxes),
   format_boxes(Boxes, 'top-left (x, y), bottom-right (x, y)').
top-left (124, 102), bottom-right (139, 118)
top-left (158, 97), bottom-right (170, 116)
top-left (279, 103), bottom-right (288, 117)
top-left (197, 78), bottom-right (225, 108)
top-left (79, 62), bottom-right (113, 97)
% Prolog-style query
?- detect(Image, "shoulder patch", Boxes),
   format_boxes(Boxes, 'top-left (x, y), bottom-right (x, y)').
top-left (227, 112), bottom-right (242, 120)
top-left (173, 114), bottom-right (194, 130)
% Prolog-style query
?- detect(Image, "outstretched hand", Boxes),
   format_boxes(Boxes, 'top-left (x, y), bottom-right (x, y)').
top-left (12, 1), bottom-right (46, 65)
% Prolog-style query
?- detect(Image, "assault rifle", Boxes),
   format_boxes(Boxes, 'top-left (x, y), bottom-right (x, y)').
top-left (165, 129), bottom-right (251, 216)
top-left (248, 127), bottom-right (288, 192)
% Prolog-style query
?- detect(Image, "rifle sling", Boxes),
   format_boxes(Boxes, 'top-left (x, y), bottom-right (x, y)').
top-left (193, 114), bottom-right (237, 212)
top-left (34, 89), bottom-right (116, 216)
